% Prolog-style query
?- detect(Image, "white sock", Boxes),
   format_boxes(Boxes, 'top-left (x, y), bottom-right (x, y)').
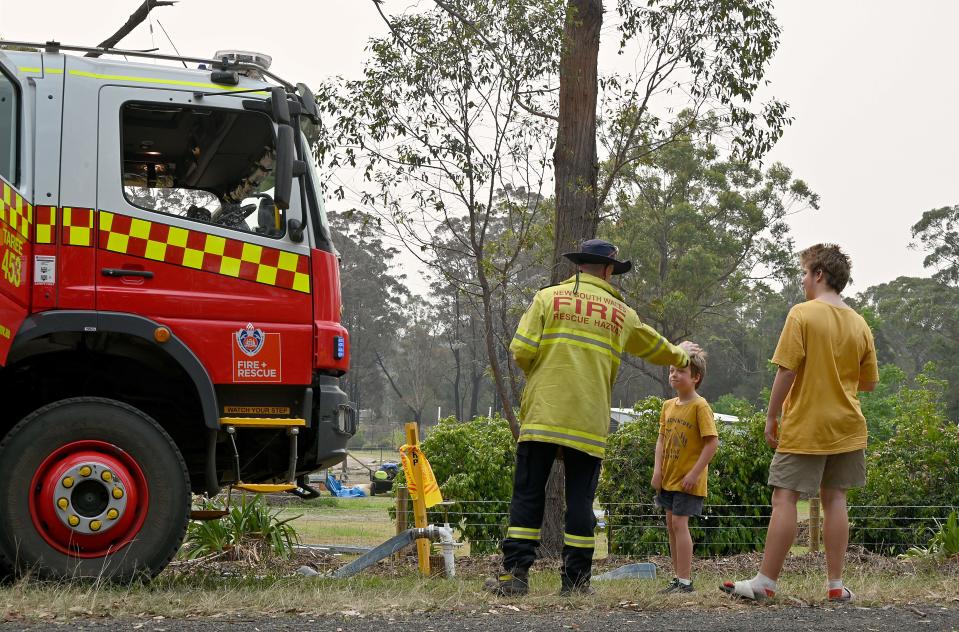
top-left (752, 572), bottom-right (777, 593)
top-left (677, 577), bottom-right (692, 585)
top-left (828, 579), bottom-right (843, 590)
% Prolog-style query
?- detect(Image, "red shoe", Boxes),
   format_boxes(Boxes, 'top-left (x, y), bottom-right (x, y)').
top-left (720, 579), bottom-right (775, 601)
top-left (828, 586), bottom-right (855, 602)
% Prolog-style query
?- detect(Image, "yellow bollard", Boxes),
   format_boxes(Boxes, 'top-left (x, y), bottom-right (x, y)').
top-left (404, 422), bottom-right (431, 577)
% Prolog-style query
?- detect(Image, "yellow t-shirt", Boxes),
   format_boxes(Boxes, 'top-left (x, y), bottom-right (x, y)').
top-left (772, 300), bottom-right (880, 454)
top-left (658, 397), bottom-right (718, 497)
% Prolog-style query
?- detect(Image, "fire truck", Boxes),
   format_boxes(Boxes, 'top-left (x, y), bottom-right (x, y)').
top-left (0, 41), bottom-right (355, 580)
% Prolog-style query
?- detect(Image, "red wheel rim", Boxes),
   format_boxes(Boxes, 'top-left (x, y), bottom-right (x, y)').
top-left (29, 440), bottom-right (149, 558)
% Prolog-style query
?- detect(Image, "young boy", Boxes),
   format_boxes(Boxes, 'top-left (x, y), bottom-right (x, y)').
top-left (721, 244), bottom-right (879, 603)
top-left (652, 350), bottom-right (719, 593)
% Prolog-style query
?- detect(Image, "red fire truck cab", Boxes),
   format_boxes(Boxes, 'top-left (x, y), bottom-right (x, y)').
top-left (0, 41), bottom-right (355, 580)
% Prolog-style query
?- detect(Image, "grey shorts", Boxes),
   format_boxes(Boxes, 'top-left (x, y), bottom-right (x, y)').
top-left (656, 490), bottom-right (705, 517)
top-left (768, 449), bottom-right (866, 496)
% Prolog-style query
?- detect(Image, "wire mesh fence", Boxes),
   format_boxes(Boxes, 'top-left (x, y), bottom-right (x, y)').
top-left (376, 498), bottom-right (958, 555)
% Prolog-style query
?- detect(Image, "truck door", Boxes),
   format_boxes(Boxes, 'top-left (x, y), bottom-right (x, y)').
top-left (0, 58), bottom-right (31, 364)
top-left (94, 84), bottom-right (314, 387)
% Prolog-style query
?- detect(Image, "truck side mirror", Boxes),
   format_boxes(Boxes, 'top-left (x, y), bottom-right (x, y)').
top-left (296, 82), bottom-right (320, 124)
top-left (274, 124), bottom-right (294, 210)
top-left (288, 218), bottom-right (304, 243)
top-left (270, 86), bottom-right (291, 126)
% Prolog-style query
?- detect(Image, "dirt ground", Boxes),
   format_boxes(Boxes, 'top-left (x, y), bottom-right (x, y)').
top-left (2, 607), bottom-right (958, 632)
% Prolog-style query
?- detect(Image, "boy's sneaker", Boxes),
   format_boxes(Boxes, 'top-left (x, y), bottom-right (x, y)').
top-left (484, 572), bottom-right (529, 597)
top-left (827, 586), bottom-right (855, 603)
top-left (673, 580), bottom-right (694, 593)
top-left (659, 578), bottom-right (681, 594)
top-left (660, 578), bottom-right (694, 594)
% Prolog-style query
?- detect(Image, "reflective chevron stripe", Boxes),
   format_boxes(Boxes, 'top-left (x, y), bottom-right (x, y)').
top-left (519, 423), bottom-right (607, 458)
top-left (563, 533), bottom-right (595, 549)
top-left (506, 526), bottom-right (541, 541)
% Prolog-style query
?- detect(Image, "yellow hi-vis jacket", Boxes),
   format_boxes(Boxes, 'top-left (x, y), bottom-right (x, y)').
top-left (509, 273), bottom-right (689, 459)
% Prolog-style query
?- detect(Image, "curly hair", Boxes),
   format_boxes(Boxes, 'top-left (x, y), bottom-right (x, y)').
top-left (799, 243), bottom-right (852, 292)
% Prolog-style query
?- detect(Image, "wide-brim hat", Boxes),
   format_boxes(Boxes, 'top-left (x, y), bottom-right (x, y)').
top-left (563, 239), bottom-right (632, 275)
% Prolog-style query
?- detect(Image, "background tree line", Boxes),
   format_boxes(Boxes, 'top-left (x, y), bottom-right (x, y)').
top-left (313, 0), bottom-right (959, 444)
top-left (313, 0), bottom-right (958, 557)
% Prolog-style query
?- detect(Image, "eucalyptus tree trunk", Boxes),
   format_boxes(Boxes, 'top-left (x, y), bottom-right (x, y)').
top-left (542, 0), bottom-right (603, 559)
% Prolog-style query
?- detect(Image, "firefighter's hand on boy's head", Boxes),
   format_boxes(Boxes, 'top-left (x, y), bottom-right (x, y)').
top-left (678, 340), bottom-right (701, 355)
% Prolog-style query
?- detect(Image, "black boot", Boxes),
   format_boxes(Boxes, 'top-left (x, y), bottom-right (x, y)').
top-left (559, 576), bottom-right (594, 596)
top-left (484, 571), bottom-right (530, 596)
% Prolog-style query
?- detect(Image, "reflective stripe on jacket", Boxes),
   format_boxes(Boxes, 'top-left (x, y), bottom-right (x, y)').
top-left (509, 273), bottom-right (689, 458)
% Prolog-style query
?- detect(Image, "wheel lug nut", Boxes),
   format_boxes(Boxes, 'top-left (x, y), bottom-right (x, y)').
top-left (106, 509), bottom-right (119, 520)
top-left (62, 477), bottom-right (74, 488)
top-left (68, 515), bottom-right (80, 527)
top-left (57, 498), bottom-right (69, 510)
top-left (78, 465), bottom-right (92, 477)
top-left (89, 520), bottom-right (102, 532)
top-left (101, 471), bottom-right (113, 482)
top-left (112, 487), bottom-right (124, 499)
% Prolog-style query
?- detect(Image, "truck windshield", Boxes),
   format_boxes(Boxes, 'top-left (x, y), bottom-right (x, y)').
top-left (297, 119), bottom-right (332, 247)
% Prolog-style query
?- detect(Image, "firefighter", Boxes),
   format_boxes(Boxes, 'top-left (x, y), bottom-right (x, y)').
top-left (486, 239), bottom-right (700, 596)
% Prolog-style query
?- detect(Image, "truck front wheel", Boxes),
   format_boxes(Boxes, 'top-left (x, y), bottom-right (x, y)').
top-left (0, 398), bottom-right (190, 581)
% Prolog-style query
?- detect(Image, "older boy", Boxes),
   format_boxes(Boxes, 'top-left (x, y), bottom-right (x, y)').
top-left (721, 244), bottom-right (879, 602)
top-left (652, 350), bottom-right (719, 593)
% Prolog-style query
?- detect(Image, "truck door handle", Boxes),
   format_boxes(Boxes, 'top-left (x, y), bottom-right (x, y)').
top-left (101, 268), bottom-right (154, 279)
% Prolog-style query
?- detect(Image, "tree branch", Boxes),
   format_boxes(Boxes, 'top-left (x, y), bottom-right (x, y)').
top-left (86, 0), bottom-right (176, 57)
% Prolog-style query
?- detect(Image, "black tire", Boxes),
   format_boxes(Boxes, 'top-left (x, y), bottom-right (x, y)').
top-left (0, 397), bottom-right (190, 581)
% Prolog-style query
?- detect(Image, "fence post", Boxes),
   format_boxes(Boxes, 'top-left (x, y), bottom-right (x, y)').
top-left (394, 486), bottom-right (409, 561)
top-left (607, 511), bottom-right (616, 555)
top-left (808, 497), bottom-right (821, 553)
top-left (405, 422), bottom-right (431, 576)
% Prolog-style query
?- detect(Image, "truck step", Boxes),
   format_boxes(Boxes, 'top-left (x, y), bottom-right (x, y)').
top-left (220, 417), bottom-right (306, 429)
top-left (233, 483), bottom-right (298, 493)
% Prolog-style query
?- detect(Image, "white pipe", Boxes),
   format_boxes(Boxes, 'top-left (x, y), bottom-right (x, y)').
top-left (438, 523), bottom-right (456, 578)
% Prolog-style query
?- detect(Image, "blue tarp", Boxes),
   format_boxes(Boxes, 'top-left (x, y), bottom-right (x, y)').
top-left (326, 474), bottom-right (367, 497)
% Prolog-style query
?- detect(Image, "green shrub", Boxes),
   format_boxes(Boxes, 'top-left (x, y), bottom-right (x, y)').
top-left (711, 394), bottom-right (757, 418)
top-left (598, 396), bottom-right (773, 556)
top-left (392, 415), bottom-right (516, 554)
top-left (850, 366), bottom-right (959, 554)
top-left (184, 494), bottom-right (300, 561)
top-left (858, 364), bottom-right (908, 443)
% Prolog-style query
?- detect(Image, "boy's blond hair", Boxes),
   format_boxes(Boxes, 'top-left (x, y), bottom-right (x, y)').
top-left (688, 349), bottom-right (707, 388)
top-left (800, 243), bottom-right (852, 293)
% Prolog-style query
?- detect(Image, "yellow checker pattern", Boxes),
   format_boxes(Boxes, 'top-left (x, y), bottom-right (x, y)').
top-left (0, 180), bottom-right (33, 238)
top-left (61, 207), bottom-right (95, 246)
top-left (34, 206), bottom-right (57, 244)
top-left (99, 211), bottom-right (310, 294)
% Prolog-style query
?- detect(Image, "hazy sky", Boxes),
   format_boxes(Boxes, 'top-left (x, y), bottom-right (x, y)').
top-left (2, 0), bottom-right (956, 293)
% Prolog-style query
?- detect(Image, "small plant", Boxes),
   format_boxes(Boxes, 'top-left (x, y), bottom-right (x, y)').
top-left (183, 494), bottom-right (300, 562)
top-left (929, 511), bottom-right (959, 557)
top-left (905, 511), bottom-right (959, 559)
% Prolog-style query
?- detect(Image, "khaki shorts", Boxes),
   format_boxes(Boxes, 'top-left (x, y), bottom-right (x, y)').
top-left (767, 449), bottom-right (866, 496)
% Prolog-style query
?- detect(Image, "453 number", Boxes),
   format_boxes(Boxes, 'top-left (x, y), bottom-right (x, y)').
top-left (2, 250), bottom-right (22, 288)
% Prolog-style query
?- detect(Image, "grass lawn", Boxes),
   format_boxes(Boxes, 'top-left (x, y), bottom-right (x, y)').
top-left (281, 496), bottom-right (397, 546)
top-left (0, 555), bottom-right (955, 620)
